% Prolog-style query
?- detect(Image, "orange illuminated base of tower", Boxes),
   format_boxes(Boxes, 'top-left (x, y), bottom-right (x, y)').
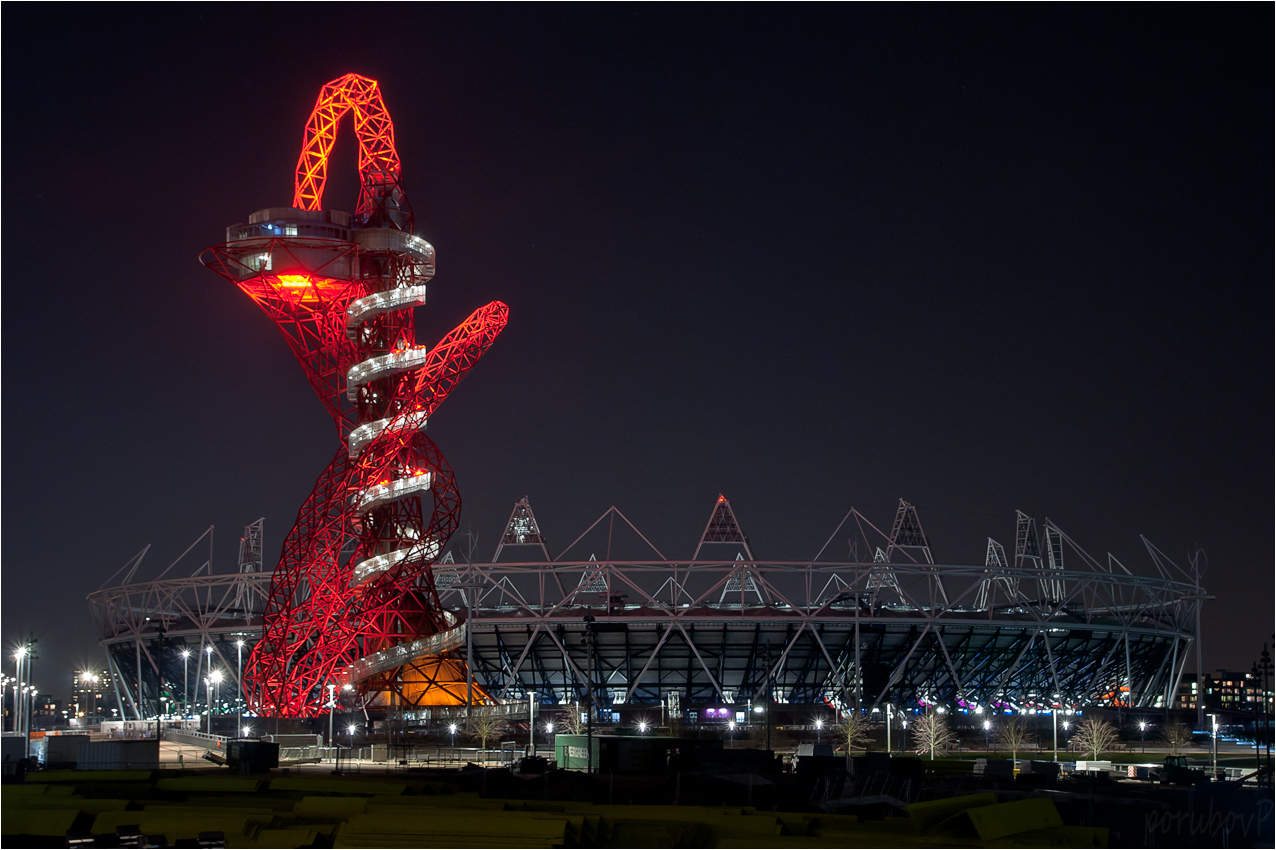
top-left (367, 655), bottom-right (490, 708)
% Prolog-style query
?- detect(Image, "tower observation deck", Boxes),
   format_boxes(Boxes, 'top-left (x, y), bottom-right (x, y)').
top-left (201, 73), bottom-right (509, 718)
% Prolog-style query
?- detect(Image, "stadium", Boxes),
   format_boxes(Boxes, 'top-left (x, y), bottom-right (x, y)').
top-left (85, 72), bottom-right (1203, 730)
top-left (87, 495), bottom-right (1203, 725)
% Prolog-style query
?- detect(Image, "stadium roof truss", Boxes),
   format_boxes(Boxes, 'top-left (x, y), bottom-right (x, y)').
top-left (89, 499), bottom-right (1203, 719)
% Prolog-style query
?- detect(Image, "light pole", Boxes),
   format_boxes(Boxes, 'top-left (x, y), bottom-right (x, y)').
top-left (1256, 644), bottom-right (1273, 782)
top-left (210, 669), bottom-right (223, 730)
top-left (583, 616), bottom-right (596, 775)
top-left (180, 650), bottom-right (190, 718)
top-left (885, 702), bottom-right (893, 754)
top-left (983, 719), bottom-right (992, 751)
top-left (1052, 711), bottom-right (1059, 762)
top-left (1209, 713), bottom-right (1218, 779)
top-left (24, 687), bottom-right (37, 755)
top-left (204, 677), bottom-right (213, 734)
top-left (528, 694), bottom-right (536, 756)
top-left (203, 645), bottom-right (213, 716)
top-left (326, 684), bottom-right (336, 754)
top-left (77, 671), bottom-right (94, 720)
top-left (235, 640), bottom-right (244, 739)
top-left (815, 718), bottom-right (824, 745)
top-left (13, 646), bottom-right (27, 741)
top-left (1138, 720), bottom-right (1147, 754)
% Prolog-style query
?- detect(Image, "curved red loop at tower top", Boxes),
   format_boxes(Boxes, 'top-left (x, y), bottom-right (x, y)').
top-left (293, 72), bottom-right (413, 230)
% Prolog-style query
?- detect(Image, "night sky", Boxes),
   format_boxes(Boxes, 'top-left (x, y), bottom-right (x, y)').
top-left (3, 5), bottom-right (1271, 692)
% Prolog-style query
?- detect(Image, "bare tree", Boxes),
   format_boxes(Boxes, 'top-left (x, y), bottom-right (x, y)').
top-left (1163, 723), bottom-right (1192, 756)
top-left (838, 712), bottom-right (873, 757)
top-left (558, 704), bottom-right (585, 736)
top-left (911, 711), bottom-right (958, 760)
top-left (468, 712), bottom-right (507, 750)
top-left (1070, 717), bottom-right (1119, 760)
top-left (996, 718), bottom-right (1036, 765)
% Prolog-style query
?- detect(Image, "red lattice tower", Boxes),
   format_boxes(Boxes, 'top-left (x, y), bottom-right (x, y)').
top-left (201, 73), bottom-right (509, 718)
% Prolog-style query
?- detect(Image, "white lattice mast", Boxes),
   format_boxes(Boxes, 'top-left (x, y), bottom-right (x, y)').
top-left (1042, 524), bottom-right (1066, 605)
top-left (719, 553), bottom-right (768, 606)
top-left (493, 496), bottom-right (551, 561)
top-left (692, 495), bottom-right (767, 606)
top-left (433, 550), bottom-right (459, 589)
top-left (865, 546), bottom-right (903, 603)
top-left (1013, 509), bottom-right (1046, 603)
top-left (575, 554), bottom-right (609, 595)
top-left (693, 494), bottom-right (754, 561)
top-left (851, 509), bottom-right (903, 605)
top-left (238, 518), bottom-right (265, 573)
top-left (886, 499), bottom-right (947, 605)
top-left (975, 538), bottom-right (1014, 609)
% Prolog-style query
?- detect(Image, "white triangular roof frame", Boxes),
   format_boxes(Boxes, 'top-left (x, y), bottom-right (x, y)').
top-left (493, 496), bottom-right (551, 561)
top-left (692, 494), bottom-right (754, 561)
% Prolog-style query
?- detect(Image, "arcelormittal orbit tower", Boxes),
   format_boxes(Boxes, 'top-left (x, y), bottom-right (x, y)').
top-left (202, 73), bottom-right (509, 718)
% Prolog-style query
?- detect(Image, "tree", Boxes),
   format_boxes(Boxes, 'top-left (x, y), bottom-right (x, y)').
top-left (468, 712), bottom-right (507, 750)
top-left (1163, 723), bottom-right (1192, 756)
top-left (996, 718), bottom-right (1035, 764)
top-left (911, 711), bottom-right (957, 760)
top-left (558, 704), bottom-right (585, 736)
top-left (1071, 717), bottom-right (1119, 760)
top-left (838, 712), bottom-right (873, 757)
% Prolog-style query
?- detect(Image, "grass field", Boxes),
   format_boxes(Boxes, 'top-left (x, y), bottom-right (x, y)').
top-left (0, 768), bottom-right (1110, 848)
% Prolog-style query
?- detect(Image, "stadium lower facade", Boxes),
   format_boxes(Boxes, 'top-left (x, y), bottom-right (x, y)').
top-left (87, 496), bottom-right (1203, 723)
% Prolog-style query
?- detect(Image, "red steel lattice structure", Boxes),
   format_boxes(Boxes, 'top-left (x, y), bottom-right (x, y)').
top-left (201, 73), bottom-right (509, 717)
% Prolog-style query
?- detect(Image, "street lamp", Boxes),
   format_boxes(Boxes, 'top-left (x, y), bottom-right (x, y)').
top-left (203, 646), bottom-right (213, 714)
top-left (983, 719), bottom-right (992, 750)
top-left (180, 650), bottom-right (191, 718)
top-left (1138, 720), bottom-right (1147, 753)
top-left (637, 720), bottom-right (649, 734)
top-left (235, 640), bottom-right (245, 739)
top-left (28, 688), bottom-right (38, 743)
top-left (204, 677), bottom-right (213, 734)
top-left (13, 646), bottom-right (27, 741)
top-left (1209, 713), bottom-right (1219, 779)
top-left (814, 718), bottom-right (824, 744)
top-left (326, 684), bottom-right (336, 752)
top-left (448, 722), bottom-right (458, 748)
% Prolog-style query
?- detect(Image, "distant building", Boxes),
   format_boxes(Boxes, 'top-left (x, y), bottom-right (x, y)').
top-left (33, 695), bottom-right (64, 729)
top-left (1175, 678), bottom-right (1199, 711)
top-left (71, 668), bottom-right (116, 720)
top-left (1203, 670), bottom-right (1274, 713)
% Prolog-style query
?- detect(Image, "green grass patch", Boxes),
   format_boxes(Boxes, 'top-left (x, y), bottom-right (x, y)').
top-left (1, 809), bottom-right (78, 837)
top-left (29, 769), bottom-right (152, 784)
top-left (156, 776), bottom-right (264, 793)
top-left (269, 776), bottom-right (406, 796)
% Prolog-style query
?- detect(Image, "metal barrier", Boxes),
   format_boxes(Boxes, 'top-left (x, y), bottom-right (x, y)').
top-left (163, 728), bottom-right (229, 750)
